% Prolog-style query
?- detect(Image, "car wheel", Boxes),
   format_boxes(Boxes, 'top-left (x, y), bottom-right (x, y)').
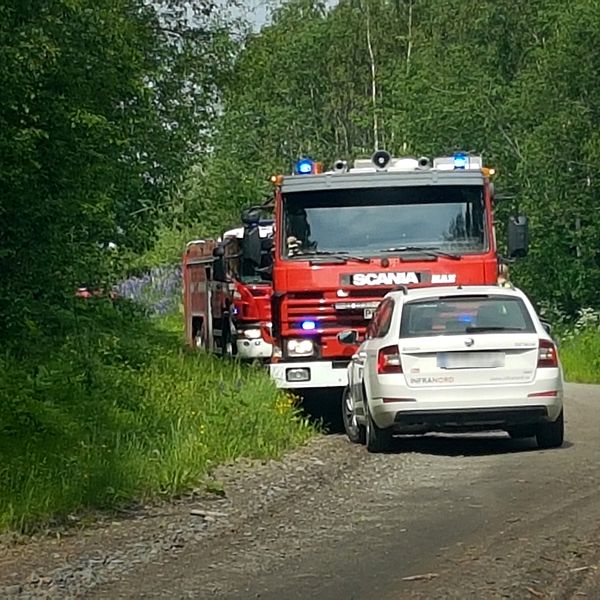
top-left (536, 410), bottom-right (564, 449)
top-left (342, 387), bottom-right (365, 444)
top-left (365, 403), bottom-right (393, 453)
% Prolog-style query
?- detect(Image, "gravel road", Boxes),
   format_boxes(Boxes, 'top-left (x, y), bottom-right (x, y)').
top-left (1, 383), bottom-right (599, 599)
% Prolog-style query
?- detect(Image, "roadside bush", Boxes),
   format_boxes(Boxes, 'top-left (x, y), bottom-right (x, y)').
top-left (0, 300), bottom-right (313, 533)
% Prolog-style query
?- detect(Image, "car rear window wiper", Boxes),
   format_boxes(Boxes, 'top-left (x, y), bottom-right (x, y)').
top-left (380, 246), bottom-right (460, 260)
top-left (292, 250), bottom-right (371, 263)
top-left (465, 326), bottom-right (524, 333)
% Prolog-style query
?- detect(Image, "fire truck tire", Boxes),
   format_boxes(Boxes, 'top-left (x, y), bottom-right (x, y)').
top-left (195, 333), bottom-right (205, 350)
top-left (221, 317), bottom-right (236, 358)
top-left (365, 403), bottom-right (393, 453)
top-left (342, 387), bottom-right (366, 444)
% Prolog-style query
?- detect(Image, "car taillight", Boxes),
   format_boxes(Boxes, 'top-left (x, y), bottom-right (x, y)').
top-left (537, 339), bottom-right (558, 368)
top-left (377, 345), bottom-right (403, 374)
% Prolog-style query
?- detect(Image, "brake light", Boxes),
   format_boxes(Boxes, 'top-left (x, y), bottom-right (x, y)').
top-left (537, 339), bottom-right (558, 368)
top-left (377, 345), bottom-right (403, 374)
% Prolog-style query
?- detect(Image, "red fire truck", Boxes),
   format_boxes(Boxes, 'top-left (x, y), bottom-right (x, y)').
top-left (264, 151), bottom-right (528, 392)
top-left (183, 217), bottom-right (274, 359)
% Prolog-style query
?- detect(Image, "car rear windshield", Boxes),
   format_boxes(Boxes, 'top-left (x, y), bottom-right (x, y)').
top-left (400, 295), bottom-right (536, 338)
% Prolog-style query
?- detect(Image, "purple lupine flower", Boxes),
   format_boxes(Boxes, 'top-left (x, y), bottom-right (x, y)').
top-left (116, 264), bottom-right (181, 317)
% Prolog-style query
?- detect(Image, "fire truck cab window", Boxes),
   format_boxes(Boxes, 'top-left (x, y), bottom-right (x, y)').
top-left (283, 186), bottom-right (486, 258)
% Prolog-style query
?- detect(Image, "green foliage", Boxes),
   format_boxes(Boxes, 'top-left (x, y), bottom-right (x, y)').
top-left (560, 331), bottom-right (600, 384)
top-left (554, 308), bottom-right (600, 384)
top-left (193, 0), bottom-right (600, 314)
top-left (0, 0), bottom-right (237, 338)
top-left (0, 303), bottom-right (313, 533)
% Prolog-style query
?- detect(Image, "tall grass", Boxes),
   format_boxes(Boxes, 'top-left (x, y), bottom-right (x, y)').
top-left (559, 331), bottom-right (600, 384)
top-left (552, 307), bottom-right (600, 384)
top-left (0, 300), bottom-right (313, 533)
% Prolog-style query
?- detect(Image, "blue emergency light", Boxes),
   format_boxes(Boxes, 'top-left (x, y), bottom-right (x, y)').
top-left (295, 158), bottom-right (315, 175)
top-left (453, 152), bottom-right (468, 170)
top-left (301, 320), bottom-right (316, 331)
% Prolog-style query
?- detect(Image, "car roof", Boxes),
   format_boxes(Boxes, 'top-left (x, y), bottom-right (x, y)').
top-left (386, 285), bottom-right (527, 303)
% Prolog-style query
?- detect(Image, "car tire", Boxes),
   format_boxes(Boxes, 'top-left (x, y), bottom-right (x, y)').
top-left (536, 410), bottom-right (564, 449)
top-left (342, 387), bottom-right (366, 444)
top-left (365, 403), bottom-right (393, 453)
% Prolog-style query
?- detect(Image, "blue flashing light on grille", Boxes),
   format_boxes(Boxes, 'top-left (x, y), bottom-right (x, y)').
top-left (301, 320), bottom-right (316, 331)
top-left (453, 152), bottom-right (468, 170)
top-left (295, 158), bottom-right (314, 175)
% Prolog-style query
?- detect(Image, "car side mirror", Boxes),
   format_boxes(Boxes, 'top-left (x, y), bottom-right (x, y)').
top-left (507, 215), bottom-right (529, 258)
top-left (540, 319), bottom-right (552, 335)
top-left (337, 330), bottom-right (358, 345)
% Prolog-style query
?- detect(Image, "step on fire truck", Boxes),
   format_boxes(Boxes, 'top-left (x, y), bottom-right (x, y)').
top-left (183, 215), bottom-right (274, 359)
top-left (264, 151), bottom-right (529, 393)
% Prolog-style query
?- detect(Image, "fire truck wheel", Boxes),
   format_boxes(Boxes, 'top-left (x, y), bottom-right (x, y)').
top-left (365, 403), bottom-right (393, 453)
top-left (342, 387), bottom-right (365, 444)
top-left (222, 319), bottom-right (236, 358)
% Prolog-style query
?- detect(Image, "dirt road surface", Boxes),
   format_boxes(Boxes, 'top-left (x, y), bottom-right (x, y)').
top-left (1, 383), bottom-right (599, 599)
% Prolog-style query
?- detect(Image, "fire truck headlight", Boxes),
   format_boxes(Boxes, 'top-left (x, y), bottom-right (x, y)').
top-left (242, 328), bottom-right (262, 340)
top-left (286, 338), bottom-right (315, 357)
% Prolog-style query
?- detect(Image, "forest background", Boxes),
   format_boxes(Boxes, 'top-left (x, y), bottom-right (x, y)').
top-left (1, 0), bottom-right (599, 531)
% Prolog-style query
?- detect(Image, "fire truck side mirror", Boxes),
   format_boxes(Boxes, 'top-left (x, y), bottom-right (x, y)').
top-left (507, 215), bottom-right (529, 258)
top-left (242, 226), bottom-right (262, 266)
top-left (241, 207), bottom-right (261, 226)
top-left (212, 246), bottom-right (227, 281)
top-left (540, 319), bottom-right (552, 335)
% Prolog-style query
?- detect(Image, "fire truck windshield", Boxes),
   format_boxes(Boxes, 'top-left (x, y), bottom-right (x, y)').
top-left (283, 185), bottom-right (487, 258)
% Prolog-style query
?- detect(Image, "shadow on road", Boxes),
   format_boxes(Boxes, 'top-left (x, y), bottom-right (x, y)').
top-left (296, 389), bottom-right (345, 434)
top-left (387, 433), bottom-right (573, 457)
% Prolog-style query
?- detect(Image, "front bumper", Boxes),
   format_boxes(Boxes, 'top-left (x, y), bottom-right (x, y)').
top-left (269, 360), bottom-right (348, 389)
top-left (236, 338), bottom-right (272, 359)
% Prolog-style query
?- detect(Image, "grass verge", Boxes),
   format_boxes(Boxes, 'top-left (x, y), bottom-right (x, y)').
top-left (0, 301), bottom-right (314, 533)
top-left (559, 330), bottom-right (600, 384)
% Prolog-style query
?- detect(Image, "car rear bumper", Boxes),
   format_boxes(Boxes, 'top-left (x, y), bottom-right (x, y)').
top-left (390, 406), bottom-right (552, 433)
top-left (369, 375), bottom-right (563, 430)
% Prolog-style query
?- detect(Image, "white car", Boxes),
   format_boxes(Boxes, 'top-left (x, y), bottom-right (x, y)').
top-left (340, 285), bottom-right (564, 453)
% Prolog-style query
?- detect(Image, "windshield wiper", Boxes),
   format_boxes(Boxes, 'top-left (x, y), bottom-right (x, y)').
top-left (380, 246), bottom-right (460, 260)
top-left (292, 250), bottom-right (371, 263)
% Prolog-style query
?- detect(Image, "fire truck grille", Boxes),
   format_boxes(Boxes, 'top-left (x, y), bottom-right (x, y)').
top-left (285, 291), bottom-right (388, 334)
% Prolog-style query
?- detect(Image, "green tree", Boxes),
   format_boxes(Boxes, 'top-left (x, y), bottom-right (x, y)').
top-left (0, 0), bottom-right (235, 338)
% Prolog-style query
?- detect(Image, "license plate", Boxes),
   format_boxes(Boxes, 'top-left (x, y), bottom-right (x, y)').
top-left (364, 308), bottom-right (375, 319)
top-left (437, 352), bottom-right (505, 369)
